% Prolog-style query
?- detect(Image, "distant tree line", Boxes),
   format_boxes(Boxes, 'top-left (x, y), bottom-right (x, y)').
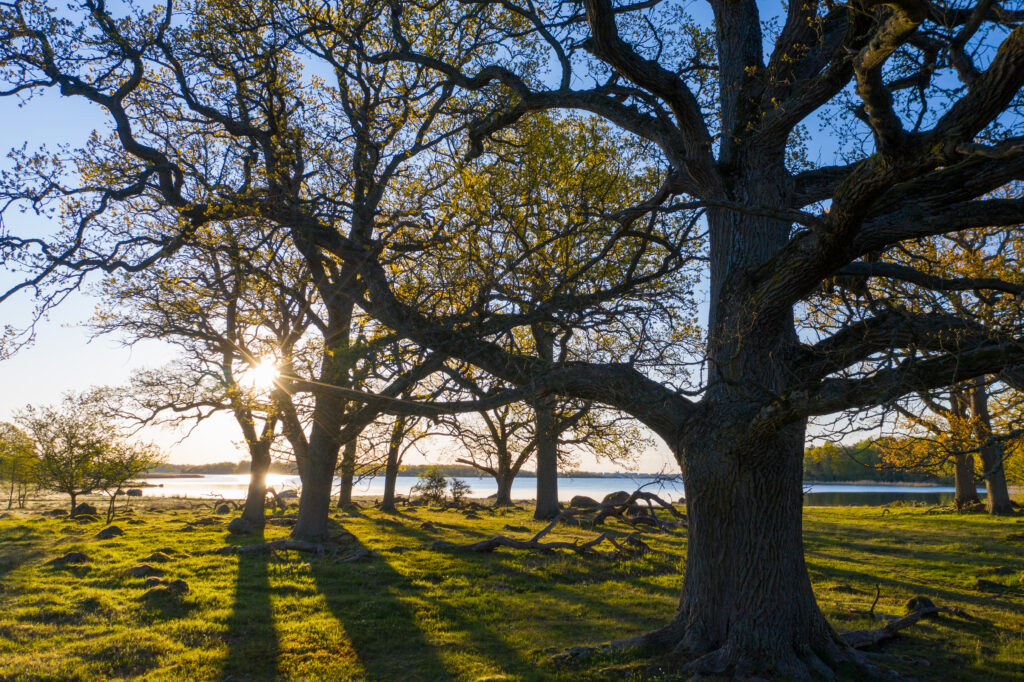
top-left (150, 461), bottom-right (296, 476)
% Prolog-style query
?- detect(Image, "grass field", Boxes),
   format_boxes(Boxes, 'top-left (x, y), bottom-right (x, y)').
top-left (0, 498), bottom-right (1022, 681)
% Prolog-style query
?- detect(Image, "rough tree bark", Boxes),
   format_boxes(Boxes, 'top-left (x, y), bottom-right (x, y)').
top-left (657, 183), bottom-right (852, 675)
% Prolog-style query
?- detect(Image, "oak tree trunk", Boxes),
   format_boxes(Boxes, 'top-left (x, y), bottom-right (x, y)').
top-left (970, 380), bottom-right (1013, 515)
top-left (292, 391), bottom-right (346, 539)
top-left (240, 441), bottom-right (272, 528)
top-left (652, 180), bottom-right (855, 676)
top-left (533, 398), bottom-right (560, 520)
top-left (337, 439), bottom-right (357, 509)
top-left (953, 453), bottom-right (980, 508)
top-left (673, 418), bottom-right (848, 677)
top-left (494, 470), bottom-right (514, 507)
top-left (380, 415), bottom-right (406, 513)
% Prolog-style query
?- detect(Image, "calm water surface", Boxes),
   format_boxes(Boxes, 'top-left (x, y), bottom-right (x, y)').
top-left (136, 474), bottom-right (982, 506)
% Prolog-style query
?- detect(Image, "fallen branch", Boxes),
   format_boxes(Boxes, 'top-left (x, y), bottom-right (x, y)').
top-left (431, 530), bottom-right (650, 558)
top-left (843, 603), bottom-right (971, 649)
top-left (265, 488), bottom-right (287, 513)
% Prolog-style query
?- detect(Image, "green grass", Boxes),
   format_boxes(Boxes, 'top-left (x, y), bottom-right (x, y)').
top-left (0, 500), bottom-right (1022, 681)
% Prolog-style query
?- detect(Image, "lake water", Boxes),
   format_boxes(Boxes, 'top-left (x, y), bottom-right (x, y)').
top-left (136, 474), bottom-right (984, 506)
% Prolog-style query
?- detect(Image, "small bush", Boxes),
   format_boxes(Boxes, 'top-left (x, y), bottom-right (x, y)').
top-left (449, 479), bottom-right (472, 506)
top-left (411, 468), bottom-right (448, 505)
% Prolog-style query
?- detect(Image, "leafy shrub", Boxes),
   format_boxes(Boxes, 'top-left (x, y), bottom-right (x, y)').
top-left (411, 468), bottom-right (448, 504)
top-left (449, 479), bottom-right (472, 506)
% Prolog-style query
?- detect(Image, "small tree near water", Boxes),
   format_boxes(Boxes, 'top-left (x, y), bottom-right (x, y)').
top-left (411, 468), bottom-right (448, 505)
top-left (17, 395), bottom-right (162, 516)
top-left (0, 422), bottom-right (36, 509)
top-left (97, 442), bottom-right (164, 523)
top-left (410, 468), bottom-right (473, 506)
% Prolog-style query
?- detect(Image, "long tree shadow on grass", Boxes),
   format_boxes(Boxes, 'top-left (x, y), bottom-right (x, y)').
top-left (307, 518), bottom-right (461, 680)
top-left (219, 534), bottom-right (279, 681)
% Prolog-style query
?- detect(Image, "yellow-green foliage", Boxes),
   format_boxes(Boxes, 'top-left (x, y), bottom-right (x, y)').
top-left (0, 501), bottom-right (1022, 681)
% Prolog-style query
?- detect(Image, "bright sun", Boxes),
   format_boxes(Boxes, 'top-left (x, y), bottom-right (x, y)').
top-left (246, 359), bottom-right (280, 390)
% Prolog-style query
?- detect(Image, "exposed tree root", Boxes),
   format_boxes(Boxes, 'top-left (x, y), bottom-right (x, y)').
top-left (548, 601), bottom-right (970, 682)
top-left (432, 531), bottom-right (621, 555)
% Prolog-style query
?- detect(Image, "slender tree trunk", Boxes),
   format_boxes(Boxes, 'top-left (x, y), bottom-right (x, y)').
top-left (970, 380), bottom-right (1013, 515)
top-left (7, 462), bottom-right (14, 510)
top-left (953, 453), bottom-right (980, 509)
top-left (106, 493), bottom-right (117, 525)
top-left (240, 441), bottom-right (272, 528)
top-left (380, 415), bottom-right (406, 513)
top-left (337, 439), bottom-right (357, 509)
top-left (69, 491), bottom-right (77, 515)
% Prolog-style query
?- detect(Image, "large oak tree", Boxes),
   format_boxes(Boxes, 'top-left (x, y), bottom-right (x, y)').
top-left (3, 0), bottom-right (1024, 677)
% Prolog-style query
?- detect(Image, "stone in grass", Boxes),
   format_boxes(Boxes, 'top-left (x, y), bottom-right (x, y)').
top-left (95, 526), bottom-right (124, 540)
top-left (154, 547), bottom-right (179, 555)
top-left (143, 577), bottom-right (164, 588)
top-left (48, 551), bottom-right (89, 566)
top-left (227, 517), bottom-right (257, 535)
top-left (905, 595), bottom-right (936, 614)
top-left (419, 521), bottom-right (438, 531)
top-left (975, 578), bottom-right (1007, 592)
top-left (130, 564), bottom-right (164, 578)
top-left (141, 551), bottom-right (174, 563)
top-left (602, 491), bottom-right (631, 506)
top-left (503, 524), bottom-right (529, 533)
top-left (142, 579), bottom-right (189, 603)
top-left (71, 503), bottom-right (98, 517)
top-left (569, 495), bottom-right (600, 509)
top-left (41, 509), bottom-right (68, 518)
top-left (215, 503), bottom-right (232, 514)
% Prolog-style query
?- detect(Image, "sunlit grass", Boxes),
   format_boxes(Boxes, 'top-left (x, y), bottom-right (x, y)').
top-left (0, 499), bottom-right (1021, 680)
